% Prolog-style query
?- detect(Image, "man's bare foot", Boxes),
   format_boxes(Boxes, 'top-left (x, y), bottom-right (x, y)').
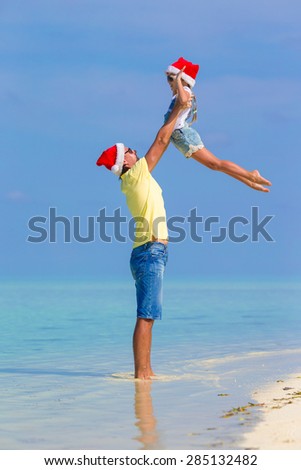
top-left (135, 373), bottom-right (152, 380)
top-left (251, 170), bottom-right (272, 186)
top-left (135, 366), bottom-right (154, 380)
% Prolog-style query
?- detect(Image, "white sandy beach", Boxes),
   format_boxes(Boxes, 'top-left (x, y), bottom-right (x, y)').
top-left (242, 373), bottom-right (301, 450)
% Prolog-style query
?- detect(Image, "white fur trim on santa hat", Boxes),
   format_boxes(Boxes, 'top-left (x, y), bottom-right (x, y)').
top-left (166, 65), bottom-right (196, 88)
top-left (111, 143), bottom-right (125, 176)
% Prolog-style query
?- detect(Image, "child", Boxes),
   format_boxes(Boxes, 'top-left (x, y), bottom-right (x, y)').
top-left (164, 57), bottom-right (272, 192)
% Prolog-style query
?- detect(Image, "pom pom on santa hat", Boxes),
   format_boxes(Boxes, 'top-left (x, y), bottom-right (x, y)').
top-left (96, 143), bottom-right (125, 177)
top-left (166, 57), bottom-right (199, 88)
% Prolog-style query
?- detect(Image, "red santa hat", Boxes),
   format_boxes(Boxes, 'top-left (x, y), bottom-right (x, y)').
top-left (166, 57), bottom-right (199, 88)
top-left (96, 143), bottom-right (125, 177)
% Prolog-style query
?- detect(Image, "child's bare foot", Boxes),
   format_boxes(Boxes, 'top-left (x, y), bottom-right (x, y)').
top-left (251, 182), bottom-right (270, 193)
top-left (251, 170), bottom-right (272, 186)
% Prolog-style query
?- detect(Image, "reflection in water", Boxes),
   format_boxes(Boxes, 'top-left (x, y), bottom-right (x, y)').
top-left (134, 380), bottom-right (162, 449)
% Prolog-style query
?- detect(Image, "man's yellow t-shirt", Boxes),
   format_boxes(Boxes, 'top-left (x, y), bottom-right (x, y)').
top-left (121, 157), bottom-right (168, 248)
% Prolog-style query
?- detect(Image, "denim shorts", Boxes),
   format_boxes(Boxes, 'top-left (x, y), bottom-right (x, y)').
top-left (130, 242), bottom-right (168, 320)
top-left (171, 126), bottom-right (204, 158)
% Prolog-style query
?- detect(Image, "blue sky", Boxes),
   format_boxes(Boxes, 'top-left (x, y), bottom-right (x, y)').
top-left (1, 0), bottom-right (300, 280)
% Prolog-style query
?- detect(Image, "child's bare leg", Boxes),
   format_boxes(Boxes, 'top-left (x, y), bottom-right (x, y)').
top-left (191, 148), bottom-right (272, 187)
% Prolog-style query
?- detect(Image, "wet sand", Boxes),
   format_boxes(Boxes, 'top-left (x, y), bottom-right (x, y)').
top-left (241, 373), bottom-right (301, 449)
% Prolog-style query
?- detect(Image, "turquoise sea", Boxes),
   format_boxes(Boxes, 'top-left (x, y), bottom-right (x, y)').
top-left (0, 279), bottom-right (300, 450)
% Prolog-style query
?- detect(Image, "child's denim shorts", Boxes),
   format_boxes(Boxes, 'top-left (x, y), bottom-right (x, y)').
top-left (130, 242), bottom-right (168, 321)
top-left (171, 126), bottom-right (205, 158)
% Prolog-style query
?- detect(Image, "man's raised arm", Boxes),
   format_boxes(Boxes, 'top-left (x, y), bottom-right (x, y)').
top-left (145, 73), bottom-right (189, 173)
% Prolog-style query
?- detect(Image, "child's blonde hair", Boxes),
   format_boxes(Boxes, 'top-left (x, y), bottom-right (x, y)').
top-left (182, 80), bottom-right (197, 125)
top-left (189, 94), bottom-right (197, 125)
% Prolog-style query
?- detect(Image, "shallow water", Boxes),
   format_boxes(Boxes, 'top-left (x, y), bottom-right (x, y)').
top-left (0, 280), bottom-right (300, 449)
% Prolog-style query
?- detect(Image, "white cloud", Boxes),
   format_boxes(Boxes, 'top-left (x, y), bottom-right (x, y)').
top-left (201, 75), bottom-right (301, 120)
top-left (5, 190), bottom-right (28, 202)
top-left (2, 0), bottom-right (301, 44)
top-left (3, 0), bottom-right (301, 26)
top-left (267, 31), bottom-right (301, 53)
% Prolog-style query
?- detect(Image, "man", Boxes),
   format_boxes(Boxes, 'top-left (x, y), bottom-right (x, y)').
top-left (96, 71), bottom-right (188, 379)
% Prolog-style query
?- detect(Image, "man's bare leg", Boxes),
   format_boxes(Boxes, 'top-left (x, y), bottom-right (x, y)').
top-left (133, 318), bottom-right (155, 380)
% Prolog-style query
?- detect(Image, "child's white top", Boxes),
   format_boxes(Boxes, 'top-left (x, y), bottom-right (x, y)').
top-left (173, 86), bottom-right (192, 130)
